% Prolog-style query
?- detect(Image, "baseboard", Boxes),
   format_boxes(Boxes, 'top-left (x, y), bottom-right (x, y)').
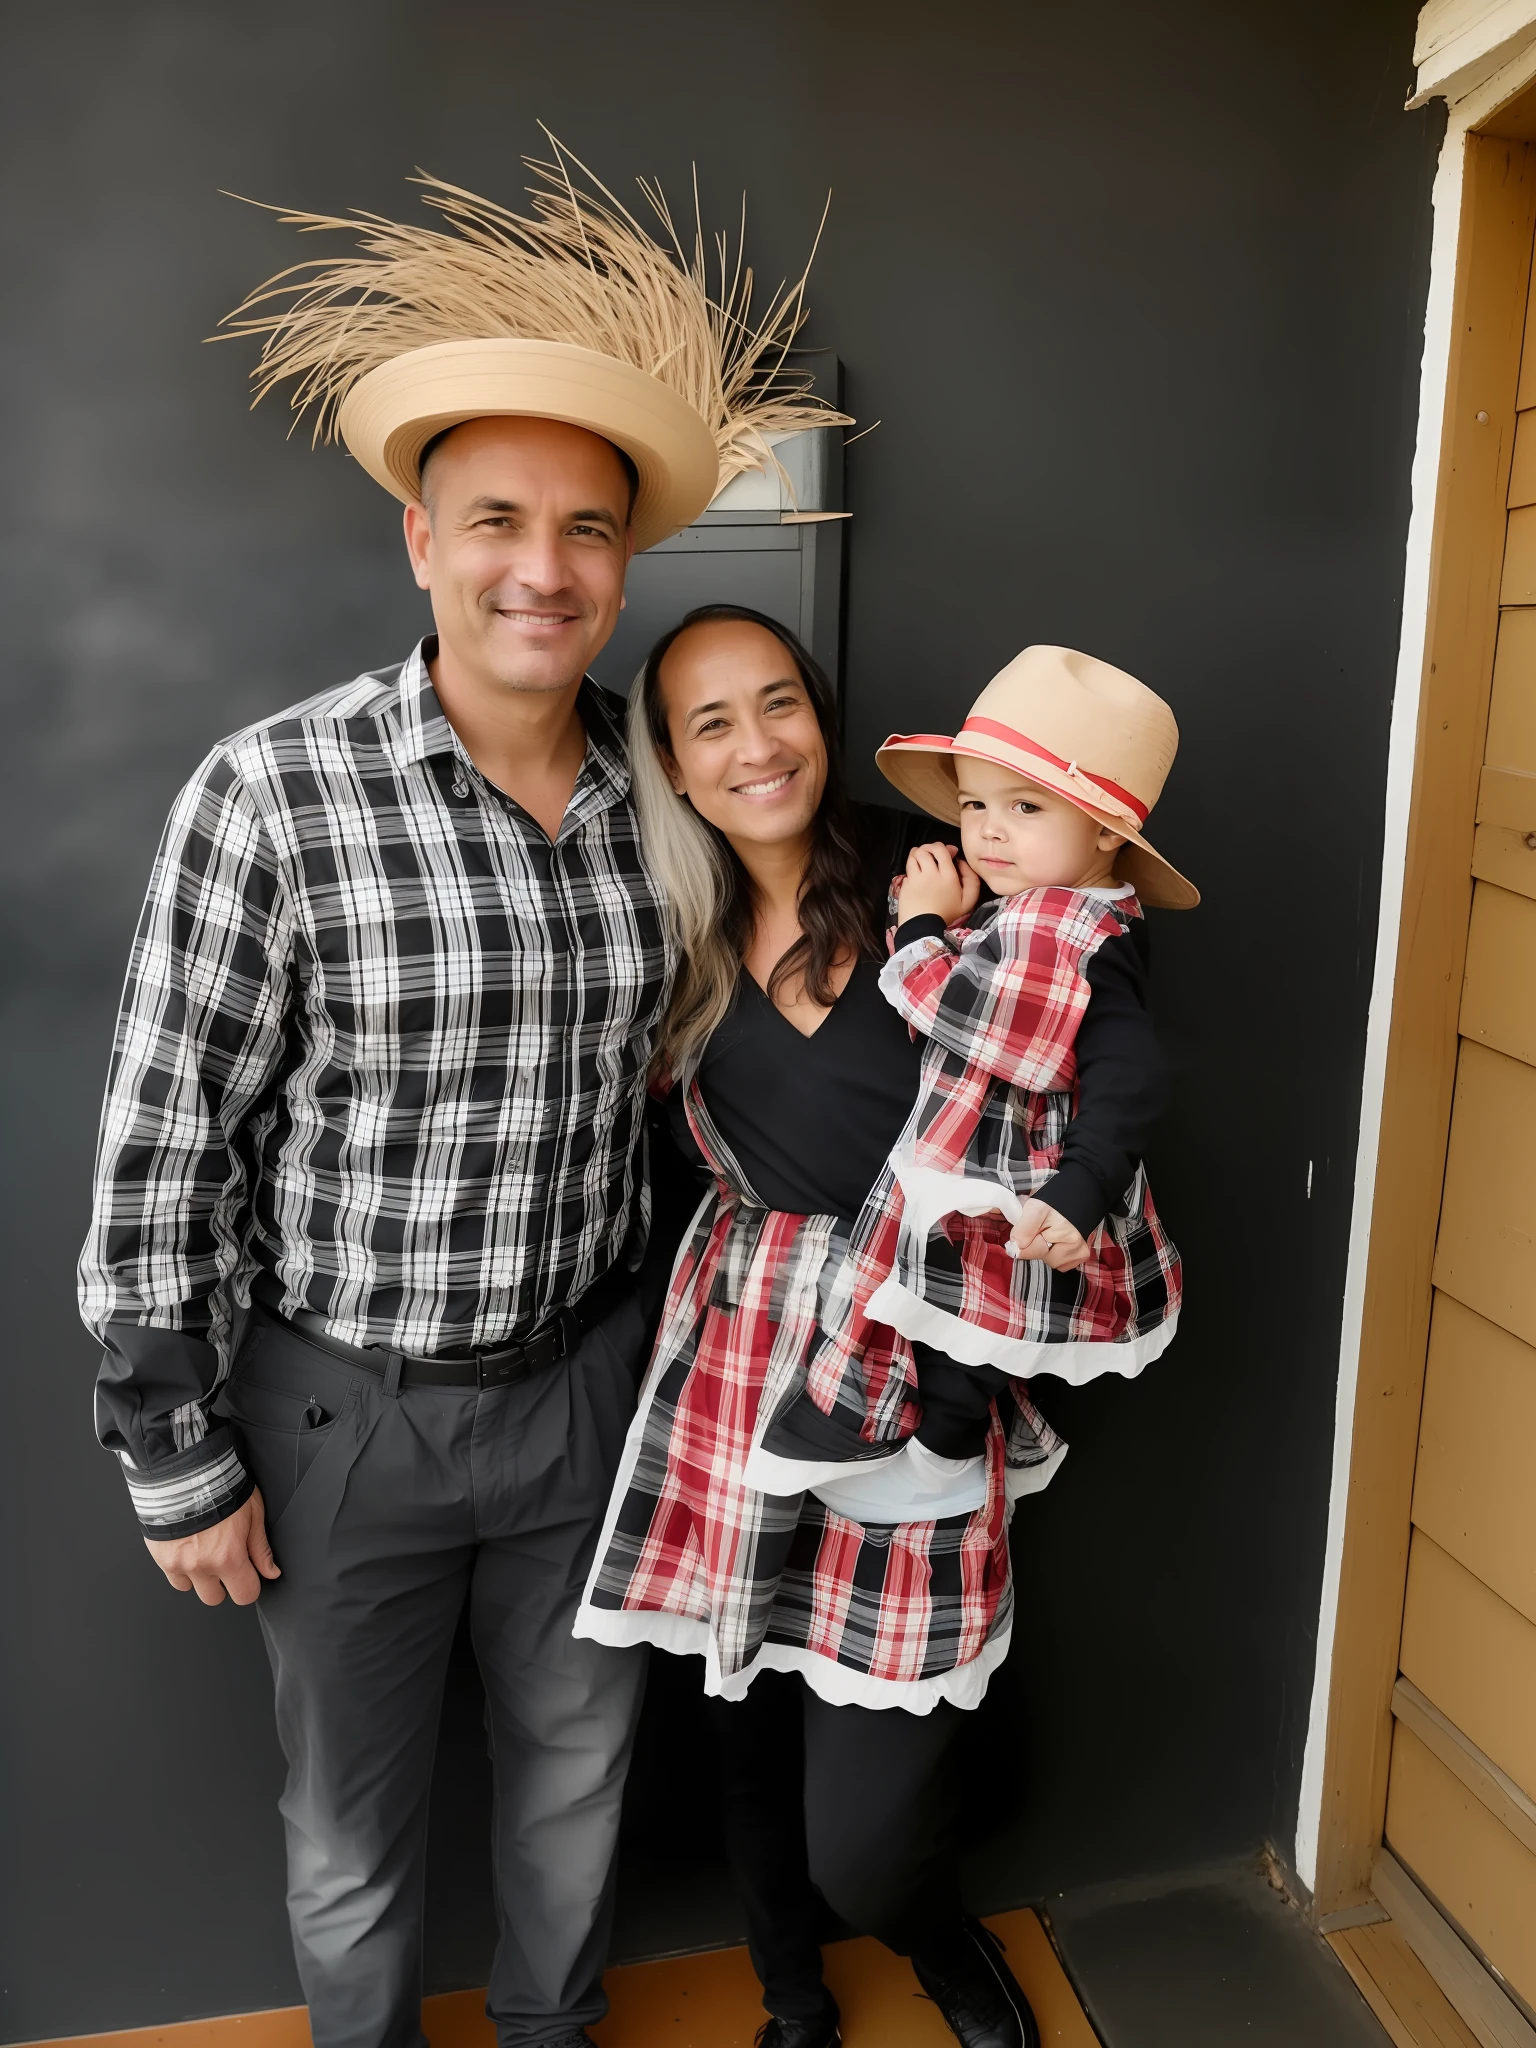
top-left (1328, 1921), bottom-right (1482, 2048)
top-left (1324, 1851), bottom-right (1536, 2048)
top-left (1372, 1849), bottom-right (1536, 2048)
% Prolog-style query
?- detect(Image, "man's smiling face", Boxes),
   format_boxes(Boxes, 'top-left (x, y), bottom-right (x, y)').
top-left (403, 414), bottom-right (635, 695)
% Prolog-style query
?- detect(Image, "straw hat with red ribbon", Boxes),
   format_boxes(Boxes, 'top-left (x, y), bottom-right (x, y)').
top-left (876, 645), bottom-right (1199, 910)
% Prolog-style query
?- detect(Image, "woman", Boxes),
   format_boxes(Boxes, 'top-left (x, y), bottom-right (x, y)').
top-left (574, 606), bottom-right (1043, 2048)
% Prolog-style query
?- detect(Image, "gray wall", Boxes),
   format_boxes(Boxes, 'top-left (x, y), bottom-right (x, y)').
top-left (0, 1), bottom-right (1440, 2036)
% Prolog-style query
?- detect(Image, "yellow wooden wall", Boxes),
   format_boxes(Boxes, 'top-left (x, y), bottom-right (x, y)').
top-left (1380, 254), bottom-right (1536, 2013)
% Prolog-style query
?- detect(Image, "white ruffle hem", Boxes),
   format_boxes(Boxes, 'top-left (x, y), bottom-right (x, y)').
top-left (572, 1600), bottom-right (1014, 1714)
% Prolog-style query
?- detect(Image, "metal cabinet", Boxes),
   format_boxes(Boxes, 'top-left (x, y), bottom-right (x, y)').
top-left (587, 394), bottom-right (848, 703)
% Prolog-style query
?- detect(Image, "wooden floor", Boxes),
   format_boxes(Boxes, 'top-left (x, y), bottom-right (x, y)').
top-left (30, 1911), bottom-right (1097, 2048)
top-left (435, 1910), bottom-right (1097, 2048)
top-left (1326, 1923), bottom-right (1480, 2048)
top-left (625, 1909), bottom-right (1095, 2046)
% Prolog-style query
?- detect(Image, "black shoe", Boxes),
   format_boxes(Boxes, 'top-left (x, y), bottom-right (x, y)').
top-left (755, 2011), bottom-right (841, 2048)
top-left (911, 1917), bottom-right (1041, 2048)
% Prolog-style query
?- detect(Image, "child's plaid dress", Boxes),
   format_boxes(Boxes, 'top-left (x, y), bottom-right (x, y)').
top-left (744, 885), bottom-right (1181, 1498)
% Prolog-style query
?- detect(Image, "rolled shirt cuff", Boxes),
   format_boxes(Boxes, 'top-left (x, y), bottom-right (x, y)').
top-left (120, 1426), bottom-right (254, 1541)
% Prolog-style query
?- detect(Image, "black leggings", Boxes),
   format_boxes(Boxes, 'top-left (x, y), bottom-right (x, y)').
top-left (913, 1340), bottom-right (1012, 1458)
top-left (705, 1670), bottom-right (966, 2023)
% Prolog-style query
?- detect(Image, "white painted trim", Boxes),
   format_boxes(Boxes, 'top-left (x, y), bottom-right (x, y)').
top-left (1445, 28), bottom-right (1536, 122)
top-left (1292, 119), bottom-right (1467, 1893)
top-left (1412, 0), bottom-right (1536, 108)
top-left (1415, 0), bottom-right (1513, 66)
top-left (1412, 0), bottom-right (1536, 110)
top-left (1295, 32), bottom-right (1536, 1890)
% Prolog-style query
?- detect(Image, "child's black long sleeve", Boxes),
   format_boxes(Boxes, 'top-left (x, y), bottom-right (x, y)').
top-left (1039, 922), bottom-right (1167, 1237)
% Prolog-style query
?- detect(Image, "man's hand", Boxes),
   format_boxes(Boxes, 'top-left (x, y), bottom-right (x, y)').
top-left (145, 1489), bottom-right (281, 1606)
top-left (1009, 1198), bottom-right (1091, 1271)
top-left (897, 842), bottom-right (982, 926)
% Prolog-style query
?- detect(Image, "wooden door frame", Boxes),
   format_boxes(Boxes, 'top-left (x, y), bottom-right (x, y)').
top-left (1299, 52), bottom-right (1536, 1914)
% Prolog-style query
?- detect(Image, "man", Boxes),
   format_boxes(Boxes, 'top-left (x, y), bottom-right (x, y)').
top-left (79, 158), bottom-right (841, 2048)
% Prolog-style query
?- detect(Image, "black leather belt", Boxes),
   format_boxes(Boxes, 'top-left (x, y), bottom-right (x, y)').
top-left (249, 1254), bottom-right (634, 1394)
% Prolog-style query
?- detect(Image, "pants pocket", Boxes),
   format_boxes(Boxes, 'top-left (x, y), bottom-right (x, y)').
top-left (215, 1330), bottom-right (358, 1528)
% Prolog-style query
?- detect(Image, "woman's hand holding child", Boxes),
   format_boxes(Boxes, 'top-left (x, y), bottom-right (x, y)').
top-left (1009, 1198), bottom-right (1090, 1271)
top-left (896, 842), bottom-right (981, 926)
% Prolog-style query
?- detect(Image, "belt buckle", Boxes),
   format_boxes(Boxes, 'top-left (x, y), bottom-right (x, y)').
top-left (475, 1321), bottom-right (565, 1390)
top-left (522, 1322), bottom-right (567, 1375)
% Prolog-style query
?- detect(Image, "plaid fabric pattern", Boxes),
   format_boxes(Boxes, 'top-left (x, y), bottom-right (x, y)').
top-left (759, 887), bottom-right (1180, 1461)
top-left (79, 643), bottom-right (673, 1535)
top-left (576, 1076), bottom-right (1032, 1703)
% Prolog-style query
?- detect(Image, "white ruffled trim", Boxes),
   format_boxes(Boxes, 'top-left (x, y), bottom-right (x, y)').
top-left (892, 1156), bottom-right (1027, 1234)
top-left (867, 1273), bottom-right (1179, 1382)
top-left (814, 1436), bottom-right (1073, 1518)
top-left (743, 1439), bottom-right (898, 1495)
top-left (572, 1602), bottom-right (1013, 1714)
top-left (746, 1427), bottom-right (1070, 1512)
top-left (812, 1438), bottom-right (988, 1522)
top-left (879, 932), bottom-right (948, 996)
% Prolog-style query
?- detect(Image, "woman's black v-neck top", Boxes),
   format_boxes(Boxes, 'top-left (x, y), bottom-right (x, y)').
top-left (696, 958), bottom-right (923, 1217)
top-left (670, 803), bottom-right (930, 1219)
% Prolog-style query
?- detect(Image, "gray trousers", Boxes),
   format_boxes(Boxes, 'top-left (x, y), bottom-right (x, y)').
top-left (217, 1291), bottom-right (650, 2048)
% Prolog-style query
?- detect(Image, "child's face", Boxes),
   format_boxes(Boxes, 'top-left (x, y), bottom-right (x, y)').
top-left (955, 757), bottom-right (1126, 896)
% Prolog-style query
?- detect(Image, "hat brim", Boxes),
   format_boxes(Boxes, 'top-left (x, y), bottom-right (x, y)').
top-left (336, 338), bottom-right (721, 552)
top-left (876, 733), bottom-right (1200, 911)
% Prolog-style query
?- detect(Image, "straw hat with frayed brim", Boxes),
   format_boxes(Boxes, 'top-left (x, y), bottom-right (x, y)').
top-left (337, 338), bottom-right (721, 552)
top-left (216, 135), bottom-right (853, 554)
top-left (877, 645), bottom-right (1199, 910)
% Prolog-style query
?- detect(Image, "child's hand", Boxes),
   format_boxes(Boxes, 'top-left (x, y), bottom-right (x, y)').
top-left (898, 843), bottom-right (981, 926)
top-left (1009, 1199), bottom-right (1090, 1271)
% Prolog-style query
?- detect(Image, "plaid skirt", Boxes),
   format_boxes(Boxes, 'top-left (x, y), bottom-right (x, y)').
top-left (573, 1081), bottom-right (1056, 1712)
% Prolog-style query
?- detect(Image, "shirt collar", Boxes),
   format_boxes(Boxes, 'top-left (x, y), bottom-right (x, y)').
top-left (383, 638), bottom-right (632, 811)
top-left (385, 640), bottom-right (459, 770)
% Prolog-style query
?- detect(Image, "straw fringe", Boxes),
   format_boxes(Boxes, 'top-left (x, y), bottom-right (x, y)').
top-left (216, 130), bottom-right (852, 495)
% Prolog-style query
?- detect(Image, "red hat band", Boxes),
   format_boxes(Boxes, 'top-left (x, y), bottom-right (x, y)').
top-left (953, 716), bottom-right (1151, 826)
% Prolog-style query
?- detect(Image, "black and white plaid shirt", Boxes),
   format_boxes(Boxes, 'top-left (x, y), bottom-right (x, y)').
top-left (79, 641), bottom-right (675, 1540)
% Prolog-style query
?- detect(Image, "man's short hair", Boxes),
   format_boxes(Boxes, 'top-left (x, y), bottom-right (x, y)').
top-left (417, 423), bottom-right (639, 522)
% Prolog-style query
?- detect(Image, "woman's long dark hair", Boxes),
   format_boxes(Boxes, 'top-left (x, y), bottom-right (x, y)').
top-left (628, 603), bottom-right (881, 1063)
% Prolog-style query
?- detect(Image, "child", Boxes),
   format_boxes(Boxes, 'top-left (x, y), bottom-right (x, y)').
top-left (743, 644), bottom-right (1196, 1524)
